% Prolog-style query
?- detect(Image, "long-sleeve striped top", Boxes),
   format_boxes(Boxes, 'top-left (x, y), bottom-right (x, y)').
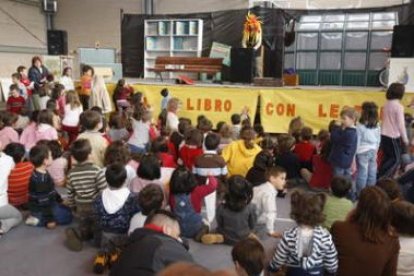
top-left (268, 226), bottom-right (338, 273)
top-left (67, 162), bottom-right (106, 206)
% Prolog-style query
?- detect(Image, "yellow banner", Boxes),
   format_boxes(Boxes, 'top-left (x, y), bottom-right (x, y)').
top-left (131, 84), bottom-right (259, 128)
top-left (260, 89), bottom-right (412, 133)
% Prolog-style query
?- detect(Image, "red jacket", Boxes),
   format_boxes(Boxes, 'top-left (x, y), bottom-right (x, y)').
top-left (158, 152), bottom-right (177, 168)
top-left (179, 145), bottom-right (203, 170)
top-left (309, 155), bottom-right (333, 189)
top-left (294, 141), bottom-right (316, 162)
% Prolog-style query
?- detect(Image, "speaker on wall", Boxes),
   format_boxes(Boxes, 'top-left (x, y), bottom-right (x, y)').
top-left (391, 25), bottom-right (414, 57)
top-left (230, 48), bottom-right (255, 83)
top-left (47, 30), bottom-right (68, 55)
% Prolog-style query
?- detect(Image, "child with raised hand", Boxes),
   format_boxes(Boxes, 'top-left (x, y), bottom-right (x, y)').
top-left (169, 166), bottom-right (217, 241)
top-left (64, 139), bottom-right (106, 252)
top-left (46, 140), bottom-right (68, 187)
top-left (0, 111), bottom-right (19, 148)
top-left (108, 113), bottom-right (130, 142)
top-left (128, 183), bottom-right (164, 235)
top-left (390, 200), bottom-right (414, 275)
top-left (26, 144), bottom-right (72, 229)
top-left (201, 175), bottom-right (256, 245)
top-left (328, 107), bottom-right (358, 179)
top-left (356, 102), bottom-right (381, 197)
top-left (62, 90), bottom-right (83, 144)
top-left (4, 143), bottom-right (34, 208)
top-left (77, 110), bottom-right (108, 168)
top-left (93, 163), bottom-right (140, 274)
top-left (231, 238), bottom-right (266, 276)
top-left (179, 128), bottom-right (204, 170)
top-left (268, 190), bottom-right (338, 275)
top-left (251, 166), bottom-right (286, 239)
top-left (7, 84), bottom-right (26, 115)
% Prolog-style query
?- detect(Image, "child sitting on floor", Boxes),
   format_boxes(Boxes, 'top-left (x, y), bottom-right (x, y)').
top-left (46, 140), bottom-right (68, 187)
top-left (275, 134), bottom-right (301, 182)
top-left (151, 136), bottom-right (177, 168)
top-left (4, 143), bottom-right (34, 208)
top-left (128, 109), bottom-right (155, 154)
top-left (251, 166), bottom-right (286, 239)
top-left (93, 163), bottom-right (140, 274)
top-left (201, 175), bottom-right (256, 245)
top-left (322, 176), bottom-right (354, 229)
top-left (232, 238), bottom-right (266, 276)
top-left (169, 166), bottom-right (217, 241)
top-left (26, 144), bottom-right (72, 228)
top-left (129, 154), bottom-right (164, 194)
top-left (0, 112), bottom-right (19, 148)
top-left (294, 127), bottom-right (316, 170)
top-left (268, 190), bottom-right (338, 275)
top-left (246, 136), bottom-right (276, 186)
top-left (108, 114), bottom-right (129, 142)
top-left (128, 183), bottom-right (164, 235)
top-left (103, 141), bottom-right (137, 187)
top-left (179, 128), bottom-right (204, 170)
top-left (34, 110), bottom-right (58, 143)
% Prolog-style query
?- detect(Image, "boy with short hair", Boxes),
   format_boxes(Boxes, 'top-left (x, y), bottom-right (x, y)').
top-left (6, 84), bottom-right (25, 115)
top-left (322, 176), bottom-right (354, 229)
top-left (160, 88), bottom-right (170, 111)
top-left (232, 238), bottom-right (266, 276)
top-left (11, 72), bottom-right (27, 99)
top-left (64, 139), bottom-right (106, 251)
top-left (128, 184), bottom-right (164, 235)
top-left (77, 110), bottom-right (108, 168)
top-left (26, 144), bottom-right (72, 229)
top-left (93, 163), bottom-right (140, 273)
top-left (230, 113), bottom-right (242, 140)
top-left (251, 166), bottom-right (287, 238)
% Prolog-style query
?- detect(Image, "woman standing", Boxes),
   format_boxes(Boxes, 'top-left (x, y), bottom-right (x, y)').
top-left (90, 75), bottom-right (112, 114)
top-left (378, 83), bottom-right (408, 178)
top-left (331, 186), bottom-right (399, 276)
top-left (28, 56), bottom-right (50, 110)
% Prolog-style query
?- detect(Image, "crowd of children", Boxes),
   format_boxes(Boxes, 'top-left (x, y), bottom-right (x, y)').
top-left (0, 57), bottom-right (413, 276)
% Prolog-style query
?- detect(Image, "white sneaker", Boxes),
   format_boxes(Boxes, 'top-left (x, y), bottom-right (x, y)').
top-left (25, 216), bottom-right (40, 226)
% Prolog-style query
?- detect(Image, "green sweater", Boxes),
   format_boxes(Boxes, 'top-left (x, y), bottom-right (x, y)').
top-left (323, 195), bottom-right (353, 229)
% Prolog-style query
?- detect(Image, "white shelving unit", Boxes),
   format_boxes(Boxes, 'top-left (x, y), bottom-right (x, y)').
top-left (144, 19), bottom-right (203, 79)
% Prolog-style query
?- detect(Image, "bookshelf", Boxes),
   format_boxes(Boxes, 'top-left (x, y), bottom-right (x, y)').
top-left (144, 19), bottom-right (203, 79)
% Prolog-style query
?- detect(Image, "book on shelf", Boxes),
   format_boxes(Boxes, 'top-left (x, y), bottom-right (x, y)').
top-left (175, 21), bottom-right (189, 35)
top-left (174, 37), bottom-right (184, 50)
top-left (146, 37), bottom-right (157, 50)
top-left (158, 21), bottom-right (169, 35)
top-left (189, 21), bottom-right (198, 35)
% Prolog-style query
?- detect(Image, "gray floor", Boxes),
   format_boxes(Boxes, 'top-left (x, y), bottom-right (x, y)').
top-left (0, 193), bottom-right (295, 276)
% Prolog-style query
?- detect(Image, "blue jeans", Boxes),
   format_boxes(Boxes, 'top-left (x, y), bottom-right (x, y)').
top-left (356, 150), bottom-right (377, 196)
top-left (333, 166), bottom-right (352, 179)
top-left (286, 266), bottom-right (324, 276)
top-left (32, 204), bottom-right (73, 227)
top-left (128, 144), bottom-right (147, 154)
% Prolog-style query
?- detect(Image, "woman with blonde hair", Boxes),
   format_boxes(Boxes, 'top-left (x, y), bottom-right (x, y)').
top-left (62, 90), bottom-right (83, 144)
top-left (90, 75), bottom-right (112, 114)
top-left (166, 97), bottom-right (180, 132)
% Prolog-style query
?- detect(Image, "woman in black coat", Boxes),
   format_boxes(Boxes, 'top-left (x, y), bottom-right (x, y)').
top-left (28, 56), bottom-right (50, 110)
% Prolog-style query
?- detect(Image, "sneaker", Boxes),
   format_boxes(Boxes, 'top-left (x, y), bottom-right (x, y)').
top-left (201, 233), bottom-right (224, 245)
top-left (25, 216), bottom-right (39, 226)
top-left (93, 252), bottom-right (109, 274)
top-left (194, 224), bottom-right (209, 242)
top-left (46, 221), bottom-right (57, 229)
top-left (108, 248), bottom-right (121, 268)
top-left (64, 228), bottom-right (83, 252)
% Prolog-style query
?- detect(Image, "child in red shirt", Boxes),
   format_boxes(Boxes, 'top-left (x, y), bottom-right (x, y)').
top-left (151, 137), bottom-right (177, 168)
top-left (294, 127), bottom-right (316, 170)
top-left (179, 128), bottom-right (203, 170)
top-left (6, 84), bottom-right (25, 114)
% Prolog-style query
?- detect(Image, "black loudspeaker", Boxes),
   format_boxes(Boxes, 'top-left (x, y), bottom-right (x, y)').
top-left (391, 25), bottom-right (414, 57)
top-left (47, 30), bottom-right (68, 55)
top-left (230, 48), bottom-right (255, 83)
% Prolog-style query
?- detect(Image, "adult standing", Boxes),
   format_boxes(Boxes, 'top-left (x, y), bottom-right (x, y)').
top-left (331, 186), bottom-right (399, 276)
top-left (90, 75), bottom-right (112, 114)
top-left (378, 83), bottom-right (408, 178)
top-left (28, 56), bottom-right (50, 111)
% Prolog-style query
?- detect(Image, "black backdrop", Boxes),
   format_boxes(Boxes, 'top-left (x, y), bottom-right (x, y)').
top-left (121, 4), bottom-right (413, 78)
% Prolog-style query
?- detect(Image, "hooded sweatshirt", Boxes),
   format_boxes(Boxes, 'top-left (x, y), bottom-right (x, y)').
top-left (221, 140), bottom-right (261, 177)
top-left (35, 123), bottom-right (58, 142)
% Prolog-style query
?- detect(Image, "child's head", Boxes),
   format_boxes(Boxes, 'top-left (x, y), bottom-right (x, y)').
top-left (231, 238), bottom-right (265, 276)
top-left (4, 143), bottom-right (26, 163)
top-left (167, 97), bottom-right (180, 113)
top-left (80, 110), bottom-right (102, 131)
top-left (185, 128), bottom-right (203, 147)
top-left (300, 127), bottom-right (313, 141)
top-left (109, 113), bottom-right (125, 130)
top-left (288, 116), bottom-right (304, 135)
top-left (266, 166), bottom-right (286, 191)
top-left (150, 137), bottom-right (169, 154)
top-left (160, 88), bottom-right (169, 98)
top-left (37, 110), bottom-right (53, 126)
top-left (331, 176), bottom-right (352, 198)
top-left (81, 64), bottom-right (94, 77)
top-left (105, 163), bottom-right (127, 189)
top-left (340, 107), bottom-right (357, 128)
top-left (1, 111), bottom-right (18, 127)
top-left (177, 119), bottom-right (191, 135)
top-left (290, 190), bottom-right (326, 227)
top-left (11, 73), bottom-right (20, 84)
top-left (46, 99), bottom-right (57, 112)
top-left (66, 90), bottom-right (81, 108)
top-left (138, 184), bottom-right (164, 216)
top-left (62, 67), bottom-right (72, 77)
top-left (231, 114), bottom-right (241, 125)
top-left (47, 140), bottom-right (63, 160)
top-left (145, 210), bottom-right (181, 239)
top-left (360, 101), bottom-right (379, 128)
top-left (317, 129), bottom-right (330, 144)
top-left (260, 136), bottom-right (276, 155)
top-left (170, 166), bottom-right (198, 195)
top-left (116, 78), bottom-right (126, 88)
top-left (240, 126), bottom-right (256, 149)
top-left (254, 124), bottom-right (265, 138)
top-left (386, 83), bottom-right (405, 100)
top-left (104, 141), bottom-right (131, 166)
top-left (219, 123), bottom-right (232, 139)
top-left (29, 144), bottom-right (51, 168)
top-left (137, 154), bottom-right (161, 181)
top-left (9, 84), bottom-right (20, 98)
top-left (70, 139), bottom-right (92, 163)
top-left (277, 134), bottom-right (295, 153)
top-left (225, 175), bottom-right (253, 212)
top-left (205, 133), bottom-right (220, 151)
top-left (198, 117), bottom-right (213, 133)
top-left (17, 66), bottom-right (26, 76)
top-left (391, 200), bottom-right (414, 237)
top-left (51, 84), bottom-right (64, 100)
top-left (376, 178), bottom-right (403, 201)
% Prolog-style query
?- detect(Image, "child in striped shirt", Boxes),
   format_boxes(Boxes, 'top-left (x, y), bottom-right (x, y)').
top-left (268, 190), bottom-right (338, 275)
